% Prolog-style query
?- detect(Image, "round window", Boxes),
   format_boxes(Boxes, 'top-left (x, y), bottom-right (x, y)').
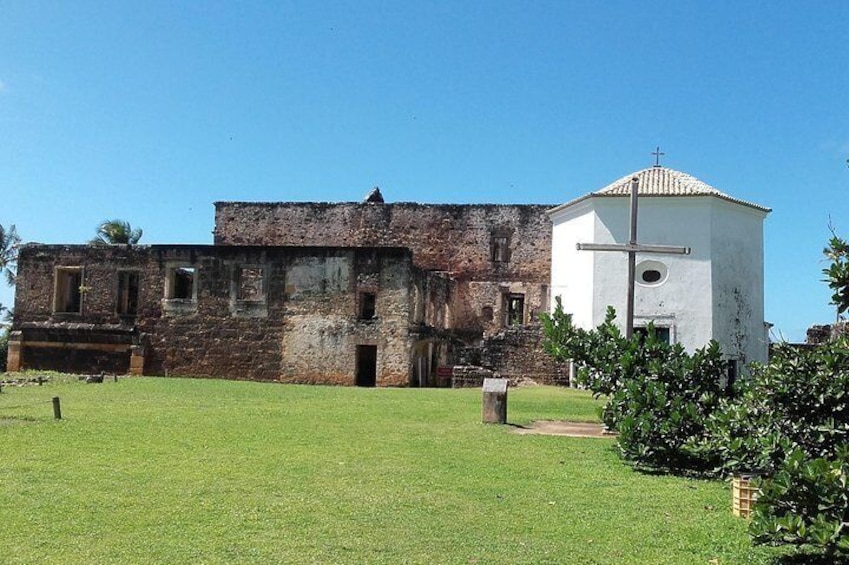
top-left (636, 260), bottom-right (668, 287)
top-left (641, 269), bottom-right (662, 283)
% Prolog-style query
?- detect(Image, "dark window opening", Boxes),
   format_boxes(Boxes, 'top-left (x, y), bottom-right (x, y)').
top-left (169, 267), bottom-right (195, 300)
top-left (641, 270), bottom-right (662, 283)
top-left (117, 271), bottom-right (140, 316)
top-left (359, 292), bottom-right (376, 320)
top-left (491, 232), bottom-right (510, 263)
top-left (356, 345), bottom-right (377, 387)
top-left (506, 294), bottom-right (524, 326)
top-left (481, 306), bottom-right (494, 322)
top-left (237, 267), bottom-right (263, 301)
top-left (725, 360), bottom-right (738, 393)
top-left (635, 326), bottom-right (671, 344)
top-left (54, 268), bottom-right (83, 313)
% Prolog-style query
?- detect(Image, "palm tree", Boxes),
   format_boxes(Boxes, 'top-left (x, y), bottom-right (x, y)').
top-left (0, 223), bottom-right (21, 286)
top-left (90, 219), bottom-right (143, 245)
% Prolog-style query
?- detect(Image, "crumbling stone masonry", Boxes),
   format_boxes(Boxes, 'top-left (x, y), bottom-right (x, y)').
top-left (214, 201), bottom-right (553, 337)
top-left (9, 197), bottom-right (565, 385)
top-left (10, 244), bottom-right (426, 385)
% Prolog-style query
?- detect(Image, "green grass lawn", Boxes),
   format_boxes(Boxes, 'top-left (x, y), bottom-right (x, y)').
top-left (0, 377), bottom-right (782, 564)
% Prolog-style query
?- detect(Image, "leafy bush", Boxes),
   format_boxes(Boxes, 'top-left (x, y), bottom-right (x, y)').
top-left (750, 449), bottom-right (849, 557)
top-left (541, 301), bottom-right (627, 397)
top-left (612, 337), bottom-right (727, 473)
top-left (542, 231), bottom-right (849, 556)
top-left (823, 233), bottom-right (849, 316)
top-left (698, 335), bottom-right (849, 556)
top-left (541, 298), bottom-right (729, 474)
top-left (702, 337), bottom-right (849, 476)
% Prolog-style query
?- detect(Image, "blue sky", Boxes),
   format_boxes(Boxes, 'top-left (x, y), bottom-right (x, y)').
top-left (1, 1), bottom-right (848, 341)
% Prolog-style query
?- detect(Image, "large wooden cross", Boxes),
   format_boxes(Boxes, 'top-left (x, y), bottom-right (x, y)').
top-left (576, 177), bottom-right (691, 339)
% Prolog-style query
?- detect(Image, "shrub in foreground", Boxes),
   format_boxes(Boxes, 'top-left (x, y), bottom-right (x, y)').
top-left (541, 298), bottom-right (728, 474)
top-left (701, 338), bottom-right (849, 477)
top-left (700, 337), bottom-right (849, 557)
top-left (750, 449), bottom-right (849, 558)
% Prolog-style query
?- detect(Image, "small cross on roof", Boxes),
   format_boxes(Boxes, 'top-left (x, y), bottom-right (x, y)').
top-left (652, 146), bottom-right (665, 168)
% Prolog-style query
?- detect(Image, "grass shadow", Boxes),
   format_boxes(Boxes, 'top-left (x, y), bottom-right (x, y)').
top-left (770, 552), bottom-right (849, 565)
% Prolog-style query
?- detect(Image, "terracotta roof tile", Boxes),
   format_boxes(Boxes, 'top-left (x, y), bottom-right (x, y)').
top-left (549, 167), bottom-right (771, 214)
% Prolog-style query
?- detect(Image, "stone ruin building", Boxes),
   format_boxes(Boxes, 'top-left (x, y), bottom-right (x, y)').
top-left (6, 190), bottom-right (566, 386)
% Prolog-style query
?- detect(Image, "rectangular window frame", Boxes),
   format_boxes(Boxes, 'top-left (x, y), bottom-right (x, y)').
top-left (53, 266), bottom-right (84, 315)
top-left (163, 263), bottom-right (199, 316)
top-left (234, 265), bottom-right (265, 302)
top-left (359, 292), bottom-right (377, 321)
top-left (116, 270), bottom-right (141, 317)
top-left (165, 265), bottom-right (197, 301)
top-left (504, 293), bottom-right (525, 326)
top-left (634, 325), bottom-right (672, 345)
top-left (490, 229), bottom-right (512, 263)
top-left (230, 264), bottom-right (268, 318)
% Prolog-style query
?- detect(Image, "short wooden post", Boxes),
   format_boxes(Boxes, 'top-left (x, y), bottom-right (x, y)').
top-left (482, 378), bottom-right (508, 424)
top-left (6, 331), bottom-right (23, 372)
top-left (129, 345), bottom-right (146, 376)
top-left (52, 396), bottom-right (62, 420)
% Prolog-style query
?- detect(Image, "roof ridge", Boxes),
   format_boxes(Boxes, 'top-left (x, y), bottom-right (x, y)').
top-left (548, 166), bottom-right (771, 215)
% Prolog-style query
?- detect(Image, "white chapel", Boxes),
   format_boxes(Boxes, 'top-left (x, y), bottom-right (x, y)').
top-left (548, 165), bottom-right (771, 365)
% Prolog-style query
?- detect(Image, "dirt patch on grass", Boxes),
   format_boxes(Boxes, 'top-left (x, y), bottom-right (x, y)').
top-left (0, 417), bottom-right (34, 427)
top-left (512, 421), bottom-right (614, 438)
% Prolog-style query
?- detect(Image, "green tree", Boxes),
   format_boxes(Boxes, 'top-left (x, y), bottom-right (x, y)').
top-left (0, 223), bottom-right (21, 287)
top-left (540, 298), bottom-right (728, 474)
top-left (0, 224), bottom-right (20, 371)
top-left (822, 230), bottom-right (849, 320)
top-left (90, 219), bottom-right (143, 245)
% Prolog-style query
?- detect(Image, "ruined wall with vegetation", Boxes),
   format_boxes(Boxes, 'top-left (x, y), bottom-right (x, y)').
top-left (479, 326), bottom-right (570, 385)
top-left (214, 202), bottom-right (553, 338)
top-left (12, 244), bottom-right (416, 384)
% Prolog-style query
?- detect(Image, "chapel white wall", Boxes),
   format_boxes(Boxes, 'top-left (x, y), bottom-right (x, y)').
top-left (709, 199), bottom-right (769, 364)
top-left (549, 201), bottom-right (595, 329)
top-left (591, 197), bottom-right (714, 350)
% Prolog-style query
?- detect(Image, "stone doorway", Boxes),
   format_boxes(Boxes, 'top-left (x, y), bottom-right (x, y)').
top-left (356, 345), bottom-right (377, 387)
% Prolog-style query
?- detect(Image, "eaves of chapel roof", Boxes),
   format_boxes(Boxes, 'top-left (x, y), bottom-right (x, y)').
top-left (548, 166), bottom-right (771, 216)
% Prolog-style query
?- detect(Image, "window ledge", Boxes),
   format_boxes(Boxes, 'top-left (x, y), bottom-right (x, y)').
top-left (231, 300), bottom-right (268, 318)
top-left (162, 298), bottom-right (198, 315)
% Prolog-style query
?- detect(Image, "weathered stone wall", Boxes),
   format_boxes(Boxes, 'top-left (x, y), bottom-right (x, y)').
top-left (11, 200), bottom-right (565, 385)
top-left (13, 244), bottom-right (160, 325)
top-left (277, 249), bottom-right (414, 385)
top-left (806, 322), bottom-right (849, 345)
top-left (478, 325), bottom-right (570, 385)
top-left (214, 202), bottom-right (553, 339)
top-left (214, 202), bottom-right (553, 277)
top-left (12, 244), bottom-right (416, 385)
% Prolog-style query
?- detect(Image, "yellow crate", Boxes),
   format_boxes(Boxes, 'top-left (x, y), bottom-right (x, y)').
top-left (732, 474), bottom-right (759, 518)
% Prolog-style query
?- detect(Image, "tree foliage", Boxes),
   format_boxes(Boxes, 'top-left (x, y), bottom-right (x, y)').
top-left (823, 232), bottom-right (849, 317)
top-left (0, 223), bottom-right (21, 287)
top-left (540, 297), bottom-right (728, 474)
top-left (750, 449), bottom-right (849, 557)
top-left (90, 219), bottom-right (143, 245)
top-left (731, 330), bottom-right (849, 556)
top-left (702, 338), bottom-right (849, 477)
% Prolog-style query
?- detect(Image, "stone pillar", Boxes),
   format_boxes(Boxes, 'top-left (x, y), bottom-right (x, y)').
top-left (129, 345), bottom-right (145, 376)
top-left (482, 378), bottom-right (508, 424)
top-left (6, 331), bottom-right (22, 372)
